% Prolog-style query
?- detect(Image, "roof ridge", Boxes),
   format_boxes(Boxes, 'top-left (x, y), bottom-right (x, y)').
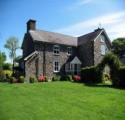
top-left (33, 29), bottom-right (77, 38)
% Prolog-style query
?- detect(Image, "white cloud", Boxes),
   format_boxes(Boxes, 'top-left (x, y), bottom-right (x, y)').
top-left (55, 11), bottom-right (125, 41)
top-left (67, 0), bottom-right (92, 10)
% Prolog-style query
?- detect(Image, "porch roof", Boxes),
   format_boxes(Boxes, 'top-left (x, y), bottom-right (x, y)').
top-left (70, 56), bottom-right (81, 64)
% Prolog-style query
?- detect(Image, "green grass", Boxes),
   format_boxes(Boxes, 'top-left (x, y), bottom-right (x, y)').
top-left (0, 82), bottom-right (125, 120)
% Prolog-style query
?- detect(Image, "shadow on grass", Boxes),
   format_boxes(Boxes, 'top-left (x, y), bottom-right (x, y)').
top-left (84, 83), bottom-right (113, 88)
top-left (83, 83), bottom-right (125, 90)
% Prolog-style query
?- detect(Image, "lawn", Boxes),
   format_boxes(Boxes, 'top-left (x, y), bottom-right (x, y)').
top-left (0, 82), bottom-right (125, 120)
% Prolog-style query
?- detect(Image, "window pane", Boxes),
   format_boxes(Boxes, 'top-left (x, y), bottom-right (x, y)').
top-left (101, 45), bottom-right (105, 55)
top-left (53, 45), bottom-right (60, 55)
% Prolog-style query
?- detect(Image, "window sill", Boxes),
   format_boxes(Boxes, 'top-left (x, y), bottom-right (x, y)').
top-left (53, 54), bottom-right (60, 56)
top-left (53, 71), bottom-right (59, 73)
top-left (67, 54), bottom-right (71, 56)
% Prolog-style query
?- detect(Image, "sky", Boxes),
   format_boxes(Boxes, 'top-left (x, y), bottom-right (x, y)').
top-left (0, 0), bottom-right (125, 63)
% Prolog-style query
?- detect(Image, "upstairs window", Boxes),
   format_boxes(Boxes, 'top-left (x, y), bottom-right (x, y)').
top-left (53, 45), bottom-right (60, 55)
top-left (101, 45), bottom-right (106, 55)
top-left (67, 47), bottom-right (72, 55)
top-left (100, 35), bottom-right (105, 42)
top-left (53, 60), bottom-right (60, 72)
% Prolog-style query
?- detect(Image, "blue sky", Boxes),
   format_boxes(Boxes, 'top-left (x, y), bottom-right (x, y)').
top-left (0, 0), bottom-right (125, 62)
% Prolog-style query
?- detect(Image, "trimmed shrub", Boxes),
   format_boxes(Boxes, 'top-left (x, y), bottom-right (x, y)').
top-left (118, 66), bottom-right (125, 87)
top-left (19, 76), bottom-right (25, 83)
top-left (29, 76), bottom-right (36, 83)
top-left (60, 75), bottom-right (72, 81)
top-left (52, 75), bottom-right (60, 81)
top-left (81, 66), bottom-right (101, 83)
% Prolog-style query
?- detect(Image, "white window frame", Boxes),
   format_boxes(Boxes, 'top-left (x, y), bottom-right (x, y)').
top-left (53, 45), bottom-right (60, 55)
top-left (67, 47), bottom-right (72, 55)
top-left (53, 60), bottom-right (60, 72)
top-left (101, 44), bottom-right (106, 55)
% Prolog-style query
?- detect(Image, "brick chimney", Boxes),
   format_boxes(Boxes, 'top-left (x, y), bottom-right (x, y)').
top-left (27, 19), bottom-right (36, 32)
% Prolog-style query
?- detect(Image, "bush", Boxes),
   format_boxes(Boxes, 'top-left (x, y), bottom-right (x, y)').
top-left (72, 75), bottom-right (81, 82)
top-left (3, 63), bottom-right (12, 70)
top-left (9, 76), bottom-right (17, 83)
top-left (60, 75), bottom-right (72, 81)
top-left (29, 76), bottom-right (36, 83)
top-left (52, 75), bottom-right (60, 81)
top-left (117, 66), bottom-right (125, 87)
top-left (19, 76), bottom-right (25, 83)
top-left (81, 66), bottom-right (101, 83)
top-left (38, 74), bottom-right (46, 82)
top-left (0, 70), bottom-right (6, 82)
top-left (3, 70), bottom-right (12, 77)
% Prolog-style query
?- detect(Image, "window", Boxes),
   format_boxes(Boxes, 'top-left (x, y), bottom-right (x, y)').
top-left (53, 61), bottom-right (60, 72)
top-left (100, 35), bottom-right (105, 42)
top-left (101, 45), bottom-right (106, 55)
top-left (67, 47), bottom-right (72, 55)
top-left (53, 45), bottom-right (60, 55)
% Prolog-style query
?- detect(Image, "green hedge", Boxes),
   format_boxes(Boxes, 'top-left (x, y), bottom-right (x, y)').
top-left (81, 66), bottom-right (101, 84)
top-left (118, 66), bottom-right (125, 87)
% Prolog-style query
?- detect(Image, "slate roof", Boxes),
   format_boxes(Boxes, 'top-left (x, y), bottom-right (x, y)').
top-left (29, 28), bottom-right (106, 47)
top-left (78, 28), bottom-right (103, 45)
top-left (29, 30), bottom-right (78, 46)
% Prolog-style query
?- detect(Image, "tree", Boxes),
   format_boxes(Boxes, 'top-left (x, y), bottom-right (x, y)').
top-left (4, 37), bottom-right (19, 74)
top-left (14, 55), bottom-right (22, 63)
top-left (0, 51), bottom-right (6, 70)
top-left (112, 38), bottom-right (125, 57)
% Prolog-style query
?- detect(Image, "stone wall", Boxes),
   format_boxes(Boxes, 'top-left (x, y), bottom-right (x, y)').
top-left (22, 33), bottom-right (34, 58)
top-left (94, 34), bottom-right (109, 65)
top-left (78, 40), bottom-right (94, 67)
top-left (34, 42), bottom-right (77, 78)
top-left (25, 55), bottom-right (38, 81)
top-left (94, 36), bottom-right (103, 65)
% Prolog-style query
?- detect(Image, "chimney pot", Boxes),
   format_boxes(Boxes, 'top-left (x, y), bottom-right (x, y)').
top-left (27, 19), bottom-right (36, 32)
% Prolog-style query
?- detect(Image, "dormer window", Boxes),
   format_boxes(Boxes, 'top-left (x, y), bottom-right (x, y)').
top-left (53, 45), bottom-right (60, 55)
top-left (67, 47), bottom-right (72, 55)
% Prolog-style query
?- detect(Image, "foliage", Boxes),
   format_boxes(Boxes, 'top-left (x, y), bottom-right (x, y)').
top-left (0, 70), bottom-right (6, 82)
top-left (0, 82), bottom-right (125, 120)
top-left (99, 52), bottom-right (121, 70)
top-left (38, 74), bottom-right (46, 82)
top-left (14, 55), bottom-right (22, 63)
top-left (52, 75), bottom-right (60, 81)
top-left (117, 66), bottom-right (125, 88)
top-left (97, 52), bottom-right (121, 87)
top-left (3, 70), bottom-right (12, 77)
top-left (0, 51), bottom-right (6, 70)
top-left (9, 76), bottom-right (17, 83)
top-left (29, 76), bottom-right (36, 83)
top-left (19, 76), bottom-right (25, 83)
top-left (81, 66), bottom-right (101, 83)
top-left (60, 75), bottom-right (72, 81)
top-left (2, 63), bottom-right (12, 70)
top-left (112, 38), bottom-right (125, 56)
top-left (72, 75), bottom-right (81, 82)
top-left (4, 36), bottom-right (20, 74)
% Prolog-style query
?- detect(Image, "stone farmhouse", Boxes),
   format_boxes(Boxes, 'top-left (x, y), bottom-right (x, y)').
top-left (21, 19), bottom-right (111, 80)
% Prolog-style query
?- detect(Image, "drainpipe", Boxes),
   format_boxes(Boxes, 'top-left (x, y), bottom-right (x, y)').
top-left (43, 42), bottom-right (46, 76)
